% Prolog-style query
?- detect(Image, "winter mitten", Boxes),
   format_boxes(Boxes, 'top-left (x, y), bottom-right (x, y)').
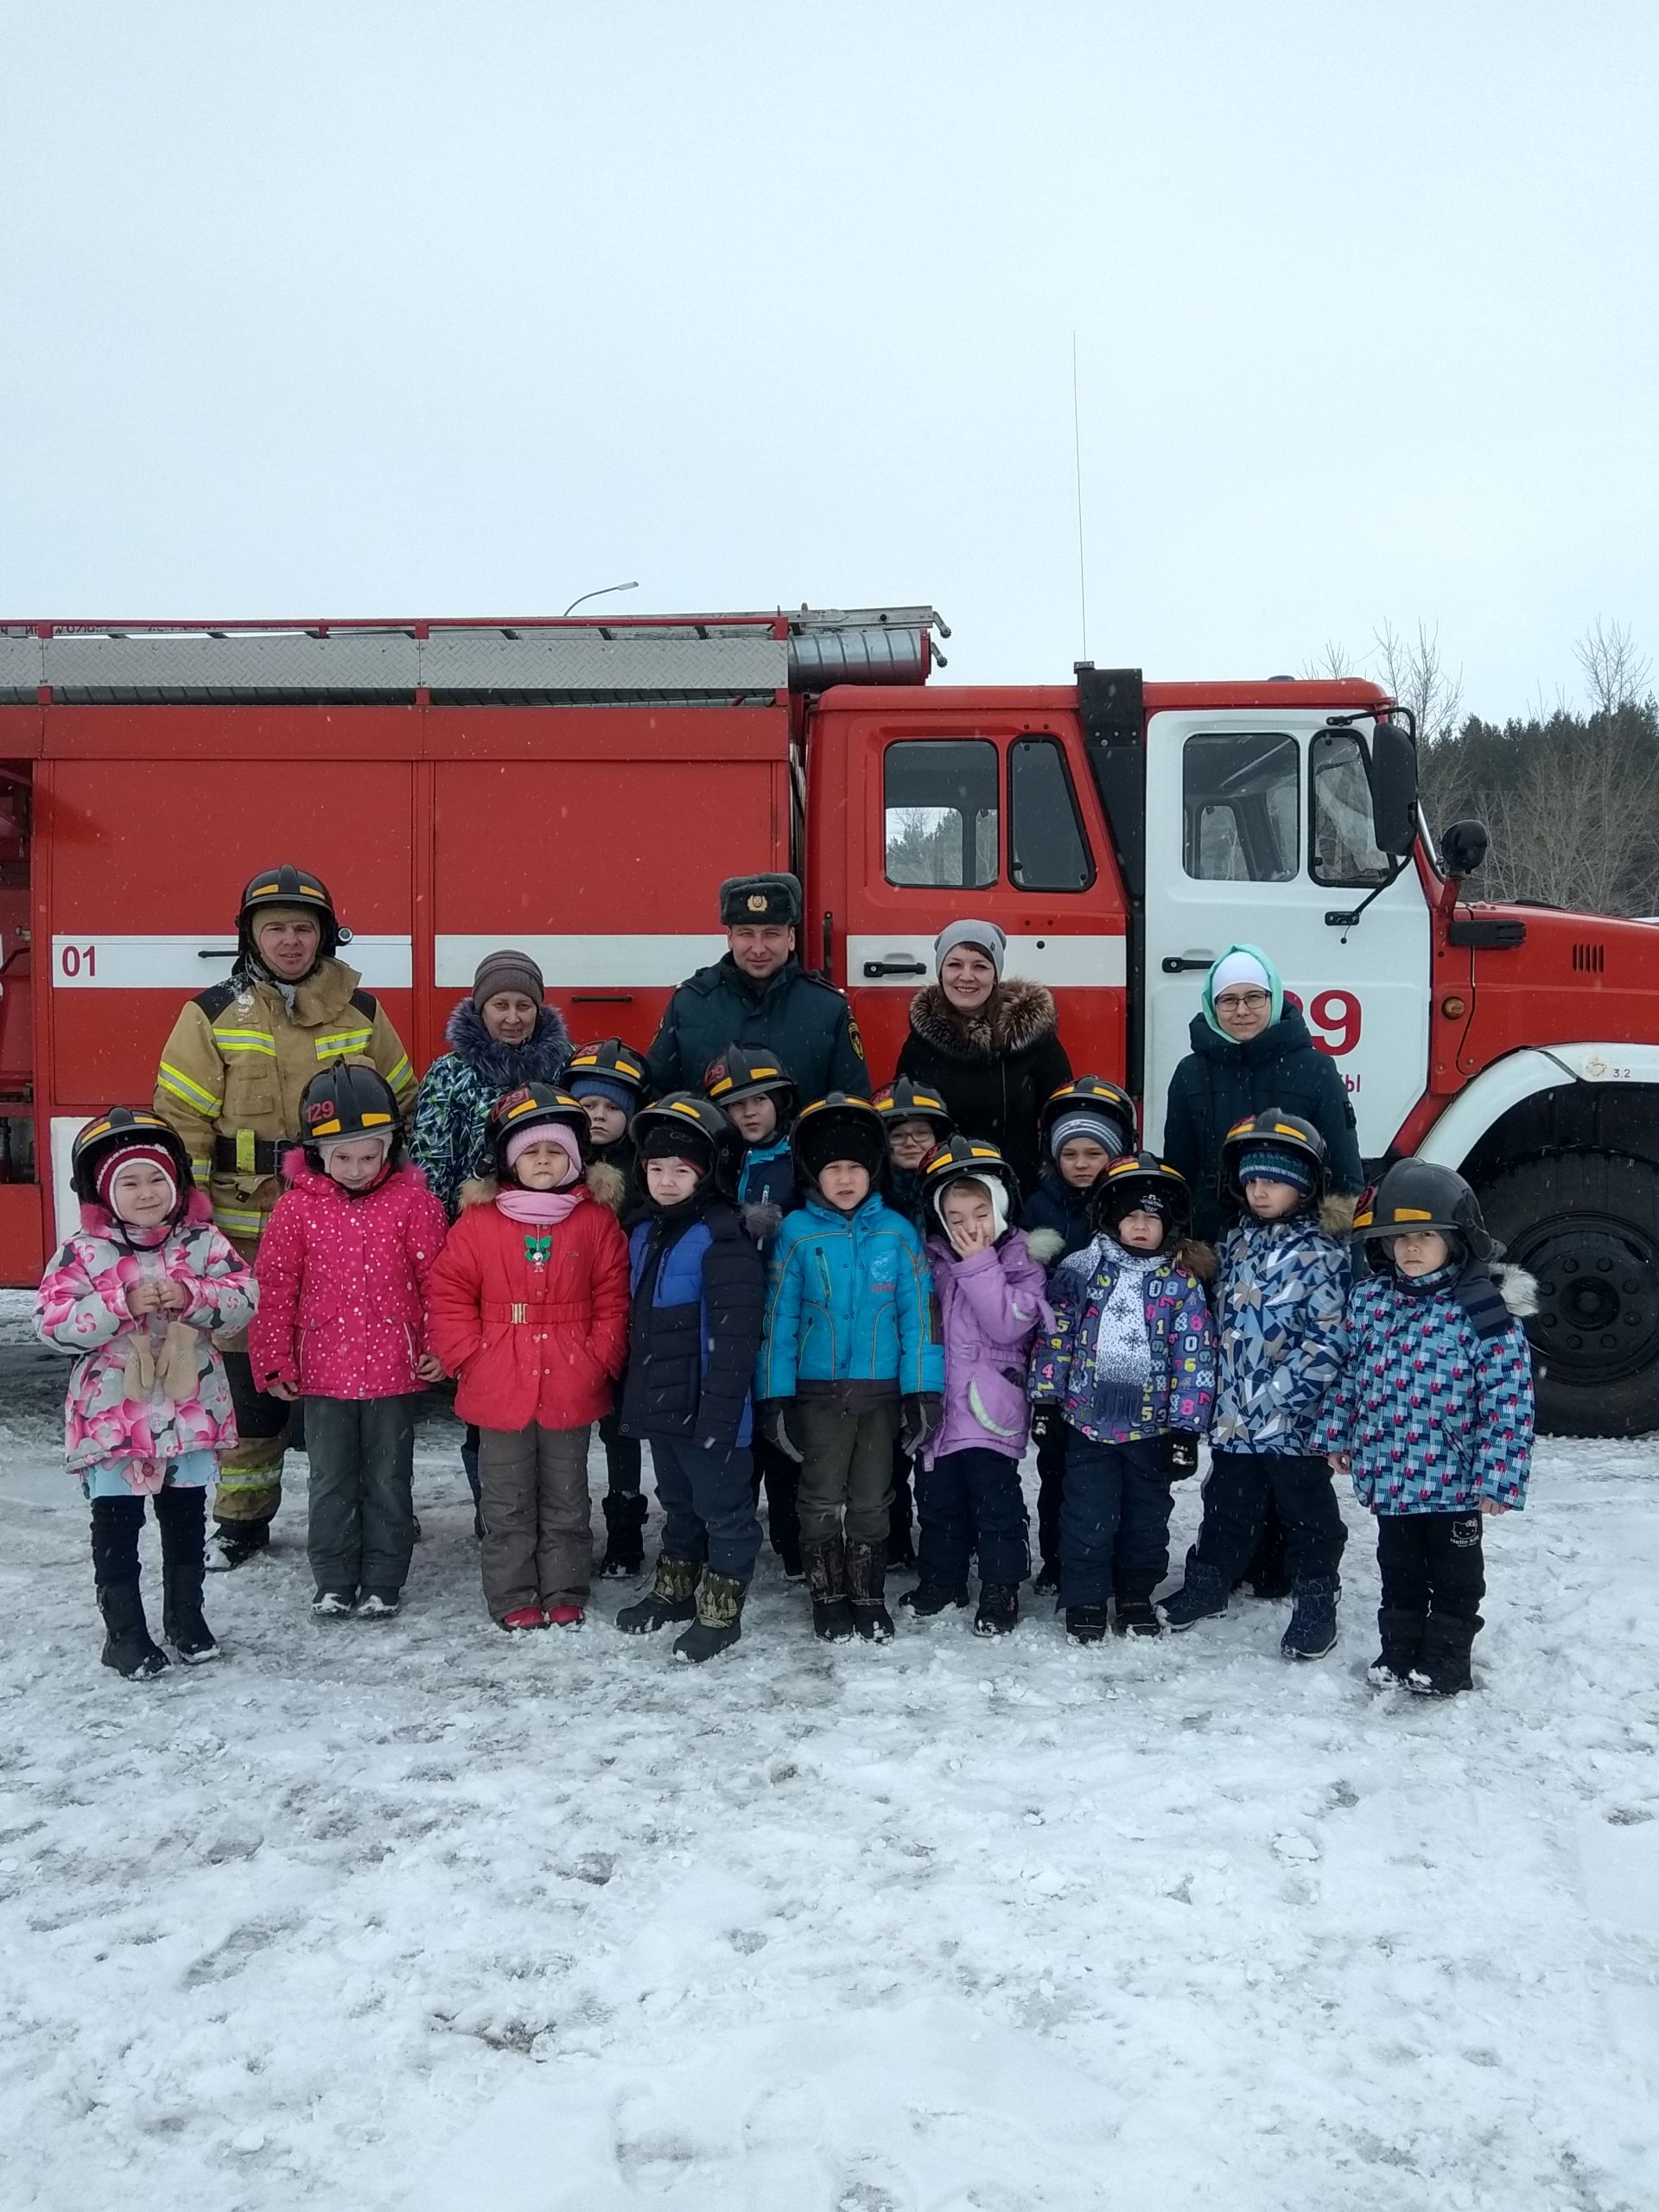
top-left (755, 1400), bottom-right (804, 1463)
top-left (898, 1393), bottom-right (944, 1459)
top-left (157, 1320), bottom-right (201, 1402)
top-left (123, 1337), bottom-right (158, 1399)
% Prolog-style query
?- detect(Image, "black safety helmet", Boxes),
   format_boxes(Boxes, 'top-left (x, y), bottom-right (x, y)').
top-left (70, 1108), bottom-right (193, 1209)
top-left (1356, 1160), bottom-right (1496, 1265)
top-left (300, 1059), bottom-right (404, 1168)
top-left (632, 1091), bottom-right (741, 1194)
top-left (1038, 1074), bottom-right (1137, 1162)
top-left (564, 1038), bottom-right (649, 1113)
top-left (1220, 1109), bottom-right (1329, 1205)
top-left (487, 1083), bottom-right (592, 1181)
top-left (918, 1134), bottom-right (1021, 1237)
top-left (873, 1077), bottom-right (956, 1147)
top-left (236, 864), bottom-right (347, 963)
top-left (792, 1091), bottom-right (888, 1188)
top-left (703, 1043), bottom-right (798, 1123)
top-left (1089, 1151), bottom-right (1192, 1237)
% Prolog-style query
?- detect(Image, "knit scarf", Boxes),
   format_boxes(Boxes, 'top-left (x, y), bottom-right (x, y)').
top-left (496, 1187), bottom-right (582, 1227)
top-left (1088, 1245), bottom-right (1160, 1424)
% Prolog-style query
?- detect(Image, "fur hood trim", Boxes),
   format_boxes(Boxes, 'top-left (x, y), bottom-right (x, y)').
top-left (1176, 1237), bottom-right (1217, 1284)
top-left (1024, 1225), bottom-right (1066, 1268)
top-left (441, 995), bottom-right (572, 1088)
top-left (906, 978), bottom-right (1058, 1063)
top-left (1319, 1192), bottom-right (1358, 1236)
top-left (459, 1163), bottom-right (621, 1212)
top-left (77, 1185), bottom-right (214, 1240)
top-left (741, 1198), bottom-right (785, 1244)
top-left (1494, 1263), bottom-right (1539, 1319)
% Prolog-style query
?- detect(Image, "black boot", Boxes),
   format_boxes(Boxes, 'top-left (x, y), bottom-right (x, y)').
top-left (1368, 1606), bottom-right (1427, 1689)
top-left (803, 1539), bottom-right (855, 1642)
top-left (155, 1485), bottom-right (219, 1664)
top-left (899, 1578), bottom-right (969, 1616)
top-left (1112, 1572), bottom-right (1163, 1638)
top-left (616, 1555), bottom-right (701, 1633)
top-left (207, 1518), bottom-right (270, 1573)
top-left (974, 1583), bottom-right (1020, 1637)
top-left (673, 1570), bottom-right (747, 1664)
top-left (1408, 1611), bottom-right (1481, 1697)
top-left (597, 1491), bottom-right (648, 1579)
top-left (91, 1496), bottom-right (168, 1678)
top-left (1065, 1604), bottom-right (1109, 1644)
top-left (846, 1539), bottom-right (893, 1643)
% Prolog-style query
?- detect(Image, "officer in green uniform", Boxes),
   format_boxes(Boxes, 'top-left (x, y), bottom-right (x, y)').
top-left (645, 874), bottom-right (869, 1103)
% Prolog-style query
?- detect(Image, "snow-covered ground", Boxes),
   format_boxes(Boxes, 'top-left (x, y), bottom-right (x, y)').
top-left (3, 1285), bottom-right (1657, 2211)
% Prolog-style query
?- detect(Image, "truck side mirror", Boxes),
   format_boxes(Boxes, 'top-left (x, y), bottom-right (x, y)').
top-left (1370, 719), bottom-right (1418, 855)
top-left (1440, 818), bottom-right (1490, 878)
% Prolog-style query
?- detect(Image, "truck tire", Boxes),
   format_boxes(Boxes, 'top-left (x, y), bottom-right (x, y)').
top-left (1477, 1149), bottom-right (1659, 1438)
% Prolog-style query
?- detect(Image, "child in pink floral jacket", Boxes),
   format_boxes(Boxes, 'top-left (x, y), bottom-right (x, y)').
top-left (33, 1109), bottom-right (257, 1678)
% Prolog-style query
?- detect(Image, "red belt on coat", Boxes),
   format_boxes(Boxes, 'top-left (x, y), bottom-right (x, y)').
top-left (480, 1300), bottom-right (591, 1325)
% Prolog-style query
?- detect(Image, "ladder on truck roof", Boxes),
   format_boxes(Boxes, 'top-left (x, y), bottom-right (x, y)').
top-left (0, 607), bottom-right (949, 705)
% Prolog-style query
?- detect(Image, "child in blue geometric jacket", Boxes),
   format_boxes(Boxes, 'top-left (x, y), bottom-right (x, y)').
top-left (1028, 1153), bottom-right (1216, 1644)
top-left (1160, 1110), bottom-right (1352, 1660)
top-left (1325, 1159), bottom-right (1535, 1697)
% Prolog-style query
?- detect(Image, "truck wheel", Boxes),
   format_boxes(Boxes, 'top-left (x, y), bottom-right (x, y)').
top-left (1477, 1150), bottom-right (1659, 1438)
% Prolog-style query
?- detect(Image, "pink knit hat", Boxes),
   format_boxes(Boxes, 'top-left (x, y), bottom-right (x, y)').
top-left (505, 1122), bottom-right (581, 1185)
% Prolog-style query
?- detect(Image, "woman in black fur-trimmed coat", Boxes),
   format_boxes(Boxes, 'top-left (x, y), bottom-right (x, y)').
top-left (893, 921), bottom-right (1072, 1194)
top-left (408, 957), bottom-right (572, 1219)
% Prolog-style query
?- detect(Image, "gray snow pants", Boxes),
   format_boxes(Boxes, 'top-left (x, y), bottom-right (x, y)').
top-left (304, 1394), bottom-right (418, 1598)
top-left (794, 1399), bottom-right (900, 1547)
top-left (478, 1421), bottom-right (592, 1617)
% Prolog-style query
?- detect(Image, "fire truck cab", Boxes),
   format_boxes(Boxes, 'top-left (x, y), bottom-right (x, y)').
top-left (3, 610), bottom-right (1658, 1436)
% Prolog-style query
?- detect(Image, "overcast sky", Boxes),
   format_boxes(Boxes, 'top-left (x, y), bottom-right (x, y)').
top-left (3, 1), bottom-right (1654, 718)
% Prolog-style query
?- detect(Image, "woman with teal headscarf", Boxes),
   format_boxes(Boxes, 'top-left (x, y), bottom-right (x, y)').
top-left (1161, 943), bottom-right (1363, 1248)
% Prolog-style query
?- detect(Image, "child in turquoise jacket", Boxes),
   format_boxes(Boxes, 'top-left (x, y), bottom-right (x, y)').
top-left (756, 1094), bottom-right (944, 1645)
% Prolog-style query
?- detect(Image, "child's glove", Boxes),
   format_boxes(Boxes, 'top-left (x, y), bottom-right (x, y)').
top-left (1163, 1431), bottom-right (1199, 1479)
top-left (899, 1392), bottom-right (944, 1457)
top-left (755, 1399), bottom-right (803, 1463)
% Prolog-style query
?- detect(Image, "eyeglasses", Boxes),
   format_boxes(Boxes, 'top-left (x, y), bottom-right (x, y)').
top-left (1214, 989), bottom-right (1271, 1011)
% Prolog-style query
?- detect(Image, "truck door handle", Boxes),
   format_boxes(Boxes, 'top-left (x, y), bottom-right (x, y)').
top-left (862, 958), bottom-right (928, 978)
top-left (197, 947), bottom-right (237, 960)
top-left (1160, 952), bottom-right (1215, 973)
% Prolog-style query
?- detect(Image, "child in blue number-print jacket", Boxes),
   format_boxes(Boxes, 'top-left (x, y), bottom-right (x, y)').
top-left (1325, 1160), bottom-right (1535, 1699)
top-left (1028, 1154), bottom-right (1216, 1641)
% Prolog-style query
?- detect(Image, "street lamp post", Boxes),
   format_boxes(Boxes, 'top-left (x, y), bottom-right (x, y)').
top-left (562, 581), bottom-right (639, 618)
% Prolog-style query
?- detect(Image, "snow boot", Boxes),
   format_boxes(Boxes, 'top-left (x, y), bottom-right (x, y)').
top-left (156, 1485), bottom-right (219, 1664)
top-left (616, 1555), bottom-right (701, 1634)
top-left (1159, 1556), bottom-right (1229, 1631)
top-left (207, 1518), bottom-right (270, 1573)
top-left (973, 1582), bottom-right (1020, 1637)
top-left (498, 1605), bottom-right (548, 1630)
top-left (1033, 1558), bottom-right (1061, 1599)
top-left (97, 1582), bottom-right (169, 1680)
top-left (673, 1570), bottom-right (747, 1663)
top-left (1065, 1604), bottom-right (1109, 1645)
top-left (846, 1539), bottom-right (893, 1643)
top-left (355, 1590), bottom-right (402, 1620)
top-left (804, 1539), bottom-right (855, 1643)
top-left (1281, 1575), bottom-right (1340, 1660)
top-left (312, 1588), bottom-right (357, 1618)
top-left (1368, 1606), bottom-right (1426, 1689)
top-left (1113, 1571), bottom-right (1163, 1638)
top-left (597, 1491), bottom-right (648, 1580)
top-left (1407, 1611), bottom-right (1481, 1698)
top-left (898, 1578), bottom-right (969, 1616)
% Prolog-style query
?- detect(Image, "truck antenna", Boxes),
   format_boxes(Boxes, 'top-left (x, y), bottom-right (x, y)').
top-left (1071, 331), bottom-right (1089, 662)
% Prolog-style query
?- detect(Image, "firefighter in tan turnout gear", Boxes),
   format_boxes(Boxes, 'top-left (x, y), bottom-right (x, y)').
top-left (152, 865), bottom-right (416, 1567)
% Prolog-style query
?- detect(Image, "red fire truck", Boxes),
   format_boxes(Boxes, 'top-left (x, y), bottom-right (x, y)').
top-left (3, 609), bottom-right (1657, 1434)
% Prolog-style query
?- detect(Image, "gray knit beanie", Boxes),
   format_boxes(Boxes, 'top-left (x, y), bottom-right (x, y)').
top-left (934, 918), bottom-right (1007, 979)
top-left (472, 949), bottom-right (545, 1010)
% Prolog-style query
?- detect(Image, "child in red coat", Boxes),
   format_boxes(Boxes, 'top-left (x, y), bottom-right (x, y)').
top-left (426, 1084), bottom-right (630, 1630)
top-left (251, 1061), bottom-right (448, 1619)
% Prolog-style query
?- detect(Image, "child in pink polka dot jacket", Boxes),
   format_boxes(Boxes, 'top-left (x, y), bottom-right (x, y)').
top-left (1325, 1160), bottom-right (1535, 1700)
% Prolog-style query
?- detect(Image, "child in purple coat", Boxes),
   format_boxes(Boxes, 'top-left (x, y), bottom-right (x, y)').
top-left (900, 1137), bottom-right (1051, 1637)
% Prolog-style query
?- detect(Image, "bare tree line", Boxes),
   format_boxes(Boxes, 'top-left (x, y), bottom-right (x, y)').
top-left (1303, 619), bottom-right (1659, 916)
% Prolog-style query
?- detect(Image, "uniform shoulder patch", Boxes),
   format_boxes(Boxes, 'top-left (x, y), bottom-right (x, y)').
top-left (846, 1009), bottom-right (867, 1061)
top-left (193, 981), bottom-right (239, 1020)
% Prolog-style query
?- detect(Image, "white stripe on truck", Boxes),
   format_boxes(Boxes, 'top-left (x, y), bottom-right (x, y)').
top-left (50, 933), bottom-right (414, 990)
top-left (435, 934), bottom-right (728, 988)
top-left (847, 932), bottom-right (1128, 988)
